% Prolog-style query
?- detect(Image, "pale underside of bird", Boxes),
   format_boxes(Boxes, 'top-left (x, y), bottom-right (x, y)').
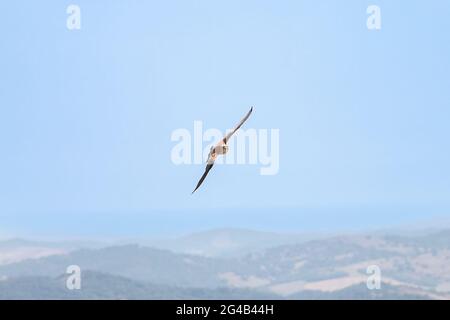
top-left (192, 107), bottom-right (253, 194)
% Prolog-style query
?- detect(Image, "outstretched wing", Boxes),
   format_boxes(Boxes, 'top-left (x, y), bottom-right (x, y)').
top-left (222, 107), bottom-right (253, 144)
top-left (192, 163), bottom-right (214, 194)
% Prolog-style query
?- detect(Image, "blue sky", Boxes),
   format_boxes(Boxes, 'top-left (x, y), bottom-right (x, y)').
top-left (1, 1), bottom-right (449, 237)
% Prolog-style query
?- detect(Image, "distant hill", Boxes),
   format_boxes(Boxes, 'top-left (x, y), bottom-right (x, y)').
top-left (0, 244), bottom-right (241, 287)
top-left (0, 272), bottom-right (436, 300)
top-left (150, 228), bottom-right (322, 257)
top-left (0, 238), bottom-right (107, 266)
top-left (288, 283), bottom-right (432, 300)
top-left (0, 271), bottom-right (277, 300)
top-left (230, 231), bottom-right (450, 298)
top-left (1, 229), bottom-right (450, 299)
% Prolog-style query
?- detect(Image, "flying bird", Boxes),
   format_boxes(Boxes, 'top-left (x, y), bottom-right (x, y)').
top-left (192, 107), bottom-right (253, 194)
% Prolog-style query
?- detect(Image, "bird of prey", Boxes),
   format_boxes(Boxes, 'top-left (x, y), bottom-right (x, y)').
top-left (192, 107), bottom-right (253, 194)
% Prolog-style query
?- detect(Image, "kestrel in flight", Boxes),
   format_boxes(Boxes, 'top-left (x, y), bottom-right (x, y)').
top-left (192, 107), bottom-right (253, 194)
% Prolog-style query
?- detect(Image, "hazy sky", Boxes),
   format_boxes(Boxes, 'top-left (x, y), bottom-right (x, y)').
top-left (1, 1), bottom-right (449, 237)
